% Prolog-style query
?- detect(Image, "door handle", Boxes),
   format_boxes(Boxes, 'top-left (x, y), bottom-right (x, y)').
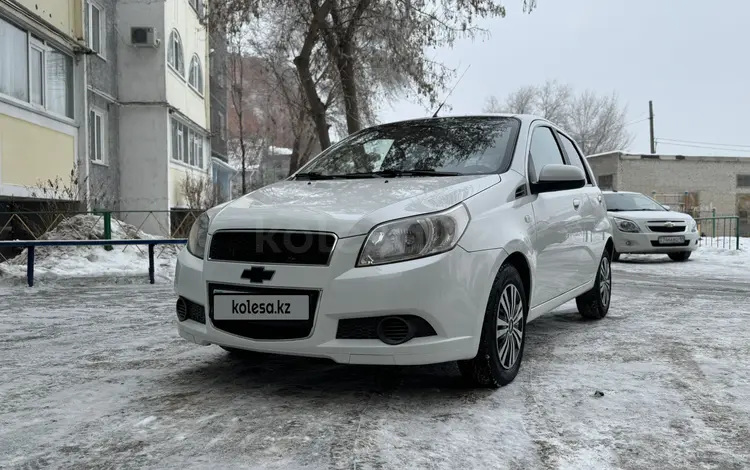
top-left (573, 198), bottom-right (581, 209)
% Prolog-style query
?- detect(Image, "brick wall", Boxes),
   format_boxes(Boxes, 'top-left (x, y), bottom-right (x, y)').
top-left (618, 155), bottom-right (750, 218)
top-left (586, 153), bottom-right (621, 189)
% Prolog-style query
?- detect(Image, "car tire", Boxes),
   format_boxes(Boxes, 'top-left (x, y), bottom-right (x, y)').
top-left (668, 251), bottom-right (691, 262)
top-left (575, 248), bottom-right (612, 320)
top-left (458, 264), bottom-right (528, 389)
top-left (611, 248), bottom-right (621, 262)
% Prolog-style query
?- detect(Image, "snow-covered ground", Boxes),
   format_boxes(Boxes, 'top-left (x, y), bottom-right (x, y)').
top-left (1, 240), bottom-right (750, 468)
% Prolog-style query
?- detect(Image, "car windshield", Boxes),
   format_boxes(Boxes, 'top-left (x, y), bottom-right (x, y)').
top-left (604, 193), bottom-right (667, 211)
top-left (295, 116), bottom-right (520, 178)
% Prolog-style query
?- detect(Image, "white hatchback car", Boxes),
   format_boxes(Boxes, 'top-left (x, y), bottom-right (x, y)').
top-left (602, 191), bottom-right (699, 262)
top-left (175, 114), bottom-right (614, 388)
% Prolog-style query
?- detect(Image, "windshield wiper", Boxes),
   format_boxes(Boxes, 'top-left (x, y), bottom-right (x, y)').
top-left (371, 169), bottom-right (464, 177)
top-left (294, 172), bottom-right (343, 180)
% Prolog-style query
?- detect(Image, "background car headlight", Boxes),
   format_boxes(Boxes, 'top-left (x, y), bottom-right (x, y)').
top-left (613, 217), bottom-right (640, 233)
top-left (357, 204), bottom-right (470, 267)
top-left (689, 220), bottom-right (698, 232)
top-left (187, 213), bottom-right (210, 259)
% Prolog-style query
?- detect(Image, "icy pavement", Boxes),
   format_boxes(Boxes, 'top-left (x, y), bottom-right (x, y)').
top-left (1, 263), bottom-right (750, 469)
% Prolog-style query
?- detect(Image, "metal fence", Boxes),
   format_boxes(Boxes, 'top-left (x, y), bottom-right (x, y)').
top-left (695, 215), bottom-right (741, 250)
top-left (0, 209), bottom-right (204, 261)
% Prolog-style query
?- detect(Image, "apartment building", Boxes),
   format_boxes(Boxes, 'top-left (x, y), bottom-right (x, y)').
top-left (0, 0), bottom-right (87, 201)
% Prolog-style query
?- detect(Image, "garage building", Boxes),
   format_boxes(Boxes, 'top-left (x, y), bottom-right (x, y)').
top-left (585, 151), bottom-right (750, 236)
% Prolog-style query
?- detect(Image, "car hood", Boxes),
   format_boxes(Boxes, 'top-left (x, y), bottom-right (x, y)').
top-left (607, 210), bottom-right (694, 222)
top-left (209, 175), bottom-right (501, 237)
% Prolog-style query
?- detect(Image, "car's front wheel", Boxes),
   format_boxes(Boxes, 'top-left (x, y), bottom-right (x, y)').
top-left (458, 264), bottom-right (527, 389)
top-left (668, 251), bottom-right (691, 262)
top-left (575, 248), bottom-right (612, 320)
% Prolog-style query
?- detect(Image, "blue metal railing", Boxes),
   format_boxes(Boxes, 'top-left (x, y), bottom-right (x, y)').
top-left (0, 239), bottom-right (186, 287)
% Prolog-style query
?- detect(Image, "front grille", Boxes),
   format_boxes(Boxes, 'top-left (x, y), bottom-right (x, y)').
top-left (208, 283), bottom-right (319, 340)
top-left (208, 230), bottom-right (336, 265)
top-left (336, 315), bottom-right (437, 341)
top-left (651, 240), bottom-right (690, 247)
top-left (648, 225), bottom-right (686, 233)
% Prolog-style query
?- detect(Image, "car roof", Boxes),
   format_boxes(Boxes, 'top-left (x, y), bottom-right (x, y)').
top-left (374, 113), bottom-right (554, 127)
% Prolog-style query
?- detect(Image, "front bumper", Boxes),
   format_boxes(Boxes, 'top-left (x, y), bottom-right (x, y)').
top-left (173, 236), bottom-right (505, 365)
top-left (613, 230), bottom-right (700, 254)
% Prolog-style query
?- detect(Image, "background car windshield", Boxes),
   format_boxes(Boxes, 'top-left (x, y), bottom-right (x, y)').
top-left (604, 193), bottom-right (666, 211)
top-left (299, 117), bottom-right (519, 176)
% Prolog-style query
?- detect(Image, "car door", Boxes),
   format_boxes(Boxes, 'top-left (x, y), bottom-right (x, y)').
top-left (556, 131), bottom-right (607, 283)
top-left (527, 125), bottom-right (585, 307)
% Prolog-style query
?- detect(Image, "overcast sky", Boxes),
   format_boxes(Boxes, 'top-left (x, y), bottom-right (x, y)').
top-left (377, 0), bottom-right (750, 157)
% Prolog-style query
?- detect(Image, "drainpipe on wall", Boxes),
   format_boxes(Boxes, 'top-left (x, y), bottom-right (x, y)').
top-left (77, 0), bottom-right (91, 213)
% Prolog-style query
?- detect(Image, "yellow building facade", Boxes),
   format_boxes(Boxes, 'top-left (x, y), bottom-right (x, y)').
top-left (0, 0), bottom-right (85, 200)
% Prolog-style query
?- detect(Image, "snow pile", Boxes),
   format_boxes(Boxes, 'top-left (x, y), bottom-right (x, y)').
top-left (0, 215), bottom-right (180, 285)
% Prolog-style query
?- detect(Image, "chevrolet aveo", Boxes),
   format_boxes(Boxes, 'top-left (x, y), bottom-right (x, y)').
top-left (175, 114), bottom-right (615, 388)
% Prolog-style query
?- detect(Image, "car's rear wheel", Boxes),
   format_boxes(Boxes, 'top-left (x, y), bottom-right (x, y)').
top-left (575, 249), bottom-right (612, 320)
top-left (458, 264), bottom-right (527, 389)
top-left (668, 251), bottom-right (691, 262)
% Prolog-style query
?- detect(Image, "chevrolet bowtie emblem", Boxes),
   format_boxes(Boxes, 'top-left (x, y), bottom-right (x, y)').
top-left (241, 266), bottom-right (275, 283)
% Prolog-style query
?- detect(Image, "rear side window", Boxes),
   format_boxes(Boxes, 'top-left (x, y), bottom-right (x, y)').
top-left (558, 134), bottom-right (592, 184)
top-left (528, 126), bottom-right (565, 182)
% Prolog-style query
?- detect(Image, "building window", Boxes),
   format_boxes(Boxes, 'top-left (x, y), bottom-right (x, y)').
top-left (167, 30), bottom-right (184, 76)
top-left (0, 16), bottom-right (74, 118)
top-left (88, 2), bottom-right (106, 58)
top-left (738, 175), bottom-right (750, 188)
top-left (188, 0), bottom-right (205, 17)
top-left (0, 18), bottom-right (29, 101)
top-left (598, 174), bottom-right (614, 189)
top-left (188, 55), bottom-right (203, 95)
top-left (171, 118), bottom-right (204, 169)
top-left (89, 108), bottom-right (107, 164)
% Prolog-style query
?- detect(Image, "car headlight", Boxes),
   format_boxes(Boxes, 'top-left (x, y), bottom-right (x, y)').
top-left (689, 220), bottom-right (697, 232)
top-left (187, 213), bottom-right (210, 259)
top-left (357, 204), bottom-right (471, 267)
top-left (613, 217), bottom-right (640, 233)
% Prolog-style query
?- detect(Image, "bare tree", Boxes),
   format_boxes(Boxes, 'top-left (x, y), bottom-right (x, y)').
top-left (206, 0), bottom-right (540, 150)
top-left (179, 172), bottom-right (220, 210)
top-left (484, 79), bottom-right (634, 155)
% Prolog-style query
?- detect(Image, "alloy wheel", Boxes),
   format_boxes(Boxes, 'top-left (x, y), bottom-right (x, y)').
top-left (496, 284), bottom-right (524, 370)
top-left (599, 256), bottom-right (611, 308)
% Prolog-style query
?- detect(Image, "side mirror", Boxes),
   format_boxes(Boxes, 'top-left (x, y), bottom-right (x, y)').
top-left (662, 205), bottom-right (671, 211)
top-left (530, 164), bottom-right (586, 194)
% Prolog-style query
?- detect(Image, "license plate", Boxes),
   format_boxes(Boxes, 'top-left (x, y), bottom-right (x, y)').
top-left (213, 295), bottom-right (309, 321)
top-left (658, 235), bottom-right (685, 245)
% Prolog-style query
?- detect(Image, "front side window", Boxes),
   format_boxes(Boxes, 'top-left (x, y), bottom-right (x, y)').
top-left (298, 117), bottom-right (519, 177)
top-left (188, 55), bottom-right (203, 94)
top-left (558, 133), bottom-right (591, 184)
top-left (528, 126), bottom-right (565, 182)
top-left (167, 30), bottom-right (184, 75)
top-left (603, 193), bottom-right (667, 212)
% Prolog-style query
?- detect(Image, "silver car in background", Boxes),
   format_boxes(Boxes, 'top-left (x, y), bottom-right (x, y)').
top-left (603, 190), bottom-right (699, 261)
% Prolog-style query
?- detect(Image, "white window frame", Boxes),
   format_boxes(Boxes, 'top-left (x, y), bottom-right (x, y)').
top-left (87, 2), bottom-right (106, 59)
top-left (171, 117), bottom-right (205, 170)
top-left (188, 54), bottom-right (203, 96)
top-left (167, 30), bottom-right (184, 77)
top-left (89, 107), bottom-right (107, 165)
top-left (0, 16), bottom-right (75, 121)
top-left (28, 37), bottom-right (46, 108)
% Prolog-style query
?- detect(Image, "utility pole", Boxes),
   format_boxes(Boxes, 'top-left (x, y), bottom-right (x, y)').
top-left (649, 100), bottom-right (656, 154)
